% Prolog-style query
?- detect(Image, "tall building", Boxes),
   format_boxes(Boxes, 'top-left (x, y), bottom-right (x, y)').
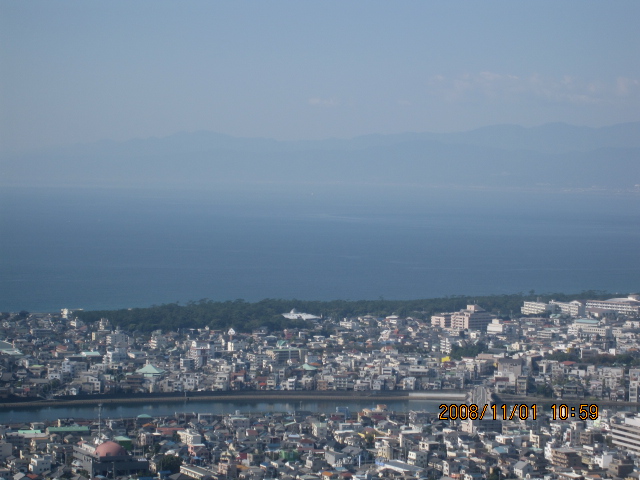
top-left (266, 347), bottom-right (305, 364)
top-left (188, 341), bottom-right (213, 368)
top-left (611, 415), bottom-right (640, 455)
top-left (521, 299), bottom-right (586, 317)
top-left (451, 305), bottom-right (493, 331)
top-left (629, 370), bottom-right (640, 403)
top-left (432, 305), bottom-right (493, 331)
top-left (521, 301), bottom-right (554, 315)
top-left (431, 313), bottom-right (452, 328)
top-left (586, 295), bottom-right (640, 316)
top-left (549, 300), bottom-right (586, 317)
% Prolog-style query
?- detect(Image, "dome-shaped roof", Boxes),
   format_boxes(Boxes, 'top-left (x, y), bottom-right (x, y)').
top-left (95, 441), bottom-right (127, 457)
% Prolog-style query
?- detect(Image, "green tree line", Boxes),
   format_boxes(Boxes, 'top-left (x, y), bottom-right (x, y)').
top-left (73, 290), bottom-right (613, 333)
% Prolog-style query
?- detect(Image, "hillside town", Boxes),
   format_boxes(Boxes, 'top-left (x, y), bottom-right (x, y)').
top-left (1, 294), bottom-right (640, 480)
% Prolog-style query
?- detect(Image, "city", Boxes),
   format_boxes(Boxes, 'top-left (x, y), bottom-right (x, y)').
top-left (3, 2), bottom-right (639, 480)
top-left (1, 294), bottom-right (640, 480)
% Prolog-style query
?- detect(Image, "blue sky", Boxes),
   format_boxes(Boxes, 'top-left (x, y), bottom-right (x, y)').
top-left (1, 1), bottom-right (639, 152)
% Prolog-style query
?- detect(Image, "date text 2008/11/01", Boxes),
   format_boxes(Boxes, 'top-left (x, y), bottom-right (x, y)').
top-left (438, 403), bottom-right (599, 421)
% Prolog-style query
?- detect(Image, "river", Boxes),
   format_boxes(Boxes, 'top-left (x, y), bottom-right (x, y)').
top-left (1, 398), bottom-right (444, 424)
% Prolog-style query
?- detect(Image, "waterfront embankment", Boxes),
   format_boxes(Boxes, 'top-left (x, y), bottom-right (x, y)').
top-left (0, 389), bottom-right (468, 409)
top-left (495, 394), bottom-right (640, 408)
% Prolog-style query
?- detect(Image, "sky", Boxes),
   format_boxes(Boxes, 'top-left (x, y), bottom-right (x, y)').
top-left (1, 1), bottom-right (639, 152)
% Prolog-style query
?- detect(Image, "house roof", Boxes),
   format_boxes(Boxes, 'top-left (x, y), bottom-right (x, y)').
top-left (136, 364), bottom-right (166, 375)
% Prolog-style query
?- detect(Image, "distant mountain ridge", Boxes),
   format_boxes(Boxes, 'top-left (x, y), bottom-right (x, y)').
top-left (19, 121), bottom-right (640, 155)
top-left (2, 122), bottom-right (639, 191)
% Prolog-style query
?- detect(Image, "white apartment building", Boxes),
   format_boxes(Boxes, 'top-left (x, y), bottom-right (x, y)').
top-left (69, 318), bottom-right (85, 328)
top-left (62, 359), bottom-right (88, 376)
top-left (213, 372), bottom-right (229, 391)
top-left (521, 299), bottom-right (586, 317)
top-left (550, 300), bottom-right (586, 317)
top-left (106, 331), bottom-right (129, 346)
top-left (521, 301), bottom-right (553, 315)
top-left (586, 295), bottom-right (640, 316)
top-left (178, 429), bottom-right (203, 445)
top-left (312, 421), bottom-right (328, 438)
top-left (486, 318), bottom-right (515, 335)
top-left (451, 305), bottom-right (493, 331)
top-left (225, 415), bottom-right (250, 430)
top-left (189, 341), bottom-right (214, 368)
top-left (104, 348), bottom-right (127, 364)
top-left (431, 313), bottom-right (452, 328)
top-left (568, 318), bottom-right (612, 337)
top-left (149, 335), bottom-right (169, 350)
top-left (29, 454), bottom-right (52, 475)
top-left (630, 369), bottom-right (640, 402)
top-left (611, 415), bottom-right (640, 454)
top-left (78, 374), bottom-right (102, 394)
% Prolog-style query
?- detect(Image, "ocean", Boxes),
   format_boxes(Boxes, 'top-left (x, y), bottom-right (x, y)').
top-left (1, 185), bottom-right (638, 312)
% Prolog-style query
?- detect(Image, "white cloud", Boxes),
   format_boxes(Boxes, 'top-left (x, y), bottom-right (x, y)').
top-left (616, 77), bottom-right (640, 96)
top-left (428, 72), bottom-right (640, 105)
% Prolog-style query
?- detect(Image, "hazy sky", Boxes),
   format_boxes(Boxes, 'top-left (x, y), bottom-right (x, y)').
top-left (1, 1), bottom-right (639, 152)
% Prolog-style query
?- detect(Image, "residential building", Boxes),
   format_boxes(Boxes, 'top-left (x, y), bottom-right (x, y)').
top-left (73, 441), bottom-right (148, 478)
top-left (586, 295), bottom-right (640, 316)
top-left (451, 305), bottom-right (493, 331)
top-left (611, 414), bottom-right (640, 455)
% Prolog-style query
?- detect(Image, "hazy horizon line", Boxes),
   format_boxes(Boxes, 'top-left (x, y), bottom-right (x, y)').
top-left (4, 119), bottom-right (640, 156)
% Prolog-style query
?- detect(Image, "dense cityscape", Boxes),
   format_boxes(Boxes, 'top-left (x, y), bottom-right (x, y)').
top-left (4, 3), bottom-right (639, 480)
top-left (1, 294), bottom-right (640, 480)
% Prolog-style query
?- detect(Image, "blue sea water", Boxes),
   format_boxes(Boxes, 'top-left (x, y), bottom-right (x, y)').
top-left (1, 185), bottom-right (638, 312)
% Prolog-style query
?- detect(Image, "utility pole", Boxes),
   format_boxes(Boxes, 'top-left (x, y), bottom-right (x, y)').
top-left (98, 403), bottom-right (103, 441)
